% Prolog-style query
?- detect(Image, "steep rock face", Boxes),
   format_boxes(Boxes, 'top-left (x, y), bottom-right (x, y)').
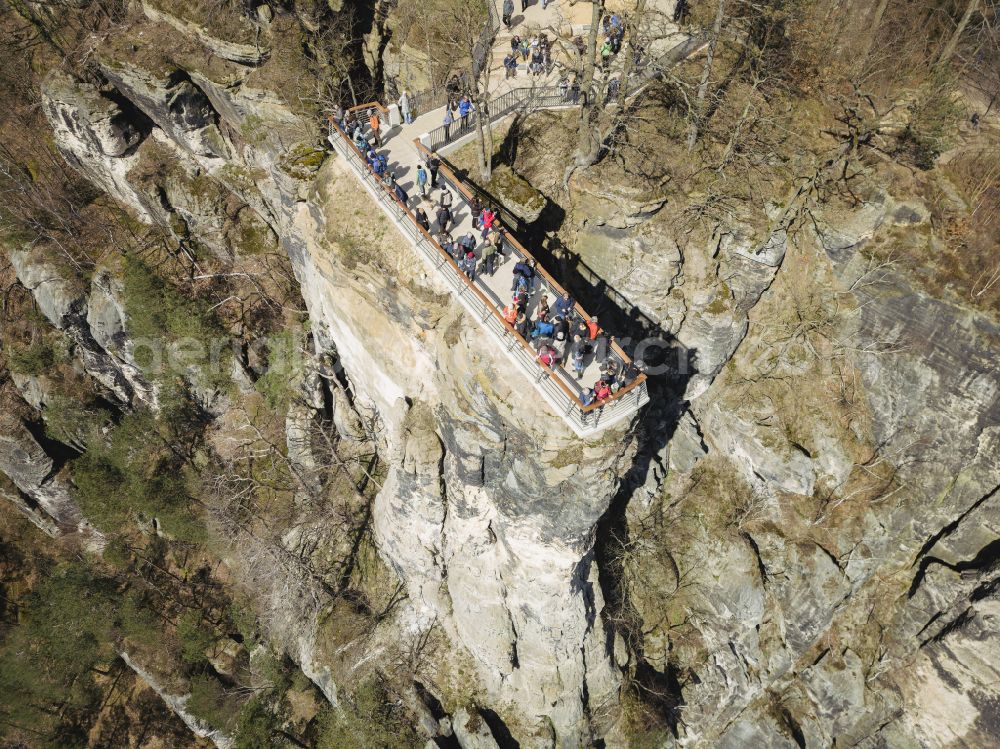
top-left (292, 164), bottom-right (636, 745)
top-left (9, 248), bottom-right (156, 408)
top-left (141, 1), bottom-right (271, 66)
top-left (628, 188), bottom-right (1000, 747)
top-left (41, 70), bottom-right (154, 222)
top-left (0, 411), bottom-right (102, 545)
top-left (35, 12), bottom-right (641, 745)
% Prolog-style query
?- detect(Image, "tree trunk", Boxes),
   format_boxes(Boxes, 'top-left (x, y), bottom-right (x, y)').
top-left (482, 96), bottom-right (494, 179)
top-left (618, 0), bottom-right (647, 106)
top-left (346, 75), bottom-right (358, 107)
top-left (854, 0), bottom-right (891, 77)
top-left (937, 0), bottom-right (979, 65)
top-left (573, 0), bottom-right (605, 164)
top-left (467, 64), bottom-right (491, 182)
top-left (686, 0), bottom-right (725, 151)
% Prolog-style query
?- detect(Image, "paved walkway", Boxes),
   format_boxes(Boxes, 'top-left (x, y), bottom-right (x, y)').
top-left (334, 0), bottom-right (687, 419)
top-left (375, 115), bottom-right (611, 396)
top-left (365, 0), bottom-right (687, 397)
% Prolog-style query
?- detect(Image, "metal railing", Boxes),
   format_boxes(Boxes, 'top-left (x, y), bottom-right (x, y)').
top-left (326, 114), bottom-right (648, 436)
top-left (422, 85), bottom-right (576, 153)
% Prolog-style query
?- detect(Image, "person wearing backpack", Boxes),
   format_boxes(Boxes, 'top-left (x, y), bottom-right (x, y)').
top-left (569, 336), bottom-right (586, 379)
top-left (513, 288), bottom-right (529, 315)
top-left (479, 240), bottom-right (498, 276)
top-left (480, 206), bottom-right (496, 239)
top-left (487, 227), bottom-right (505, 264)
top-left (511, 262), bottom-right (530, 292)
top-left (459, 232), bottom-right (477, 255)
top-left (352, 124), bottom-right (367, 149)
top-left (394, 182), bottom-right (409, 206)
top-left (461, 251), bottom-right (477, 281)
top-left (531, 319), bottom-right (555, 339)
top-left (511, 258), bottom-right (534, 290)
top-left (470, 195), bottom-right (484, 228)
top-left (538, 344), bottom-right (559, 368)
top-left (439, 187), bottom-right (453, 208)
top-left (416, 164), bottom-right (428, 197)
top-left (552, 315), bottom-right (569, 342)
top-left (515, 312), bottom-right (530, 339)
top-left (458, 96), bottom-right (473, 129)
top-left (436, 205), bottom-right (451, 234)
top-left (414, 207), bottom-right (430, 232)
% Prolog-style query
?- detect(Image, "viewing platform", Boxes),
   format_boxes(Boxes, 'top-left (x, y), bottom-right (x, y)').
top-left (326, 97), bottom-right (649, 437)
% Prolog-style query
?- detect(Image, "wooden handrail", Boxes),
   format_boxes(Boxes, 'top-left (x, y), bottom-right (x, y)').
top-left (346, 102), bottom-right (389, 118)
top-left (413, 139), bottom-right (646, 387)
top-left (329, 107), bottom-right (648, 416)
top-left (415, 140), bottom-right (649, 412)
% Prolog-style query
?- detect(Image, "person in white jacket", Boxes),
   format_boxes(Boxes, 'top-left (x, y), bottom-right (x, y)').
top-left (398, 90), bottom-right (413, 124)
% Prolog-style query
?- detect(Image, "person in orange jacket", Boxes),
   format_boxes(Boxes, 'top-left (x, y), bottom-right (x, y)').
top-left (368, 109), bottom-right (381, 146)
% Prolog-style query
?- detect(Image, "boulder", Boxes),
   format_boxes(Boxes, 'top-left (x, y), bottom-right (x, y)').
top-left (41, 71), bottom-right (154, 221)
top-left (452, 708), bottom-right (500, 749)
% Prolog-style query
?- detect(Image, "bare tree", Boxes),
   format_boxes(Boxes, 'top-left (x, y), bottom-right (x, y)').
top-left (686, 0), bottom-right (726, 151)
top-left (400, 0), bottom-right (497, 180)
top-left (571, 0), bottom-right (606, 171)
top-left (937, 0), bottom-right (981, 65)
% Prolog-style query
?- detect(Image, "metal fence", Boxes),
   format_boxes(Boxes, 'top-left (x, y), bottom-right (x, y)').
top-left (422, 85), bottom-right (575, 153)
top-left (326, 117), bottom-right (649, 436)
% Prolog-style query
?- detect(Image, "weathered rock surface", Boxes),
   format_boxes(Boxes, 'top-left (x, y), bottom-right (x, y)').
top-left (0, 412), bottom-right (101, 545)
top-left (119, 652), bottom-right (234, 749)
top-left (22, 5), bottom-right (1000, 748)
top-left (9, 248), bottom-right (156, 408)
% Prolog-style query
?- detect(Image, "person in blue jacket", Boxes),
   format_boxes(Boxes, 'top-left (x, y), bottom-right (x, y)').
top-left (458, 96), bottom-right (473, 129)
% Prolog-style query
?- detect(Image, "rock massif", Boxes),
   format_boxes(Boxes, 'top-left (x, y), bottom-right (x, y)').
top-left (15, 7), bottom-right (645, 747)
top-left (3, 2), bottom-right (997, 747)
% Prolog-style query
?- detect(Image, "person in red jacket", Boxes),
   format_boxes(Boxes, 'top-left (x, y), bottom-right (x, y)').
top-left (538, 344), bottom-right (560, 368)
top-left (480, 206), bottom-right (497, 239)
top-left (586, 315), bottom-right (600, 340)
top-left (594, 378), bottom-right (612, 401)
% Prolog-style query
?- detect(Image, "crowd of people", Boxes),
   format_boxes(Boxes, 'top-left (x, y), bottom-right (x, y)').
top-left (503, 32), bottom-right (554, 78)
top-left (329, 103), bottom-right (646, 410)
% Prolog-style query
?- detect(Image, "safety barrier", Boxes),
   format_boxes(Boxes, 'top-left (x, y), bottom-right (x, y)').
top-left (326, 114), bottom-right (649, 436)
top-left (422, 85), bottom-right (575, 153)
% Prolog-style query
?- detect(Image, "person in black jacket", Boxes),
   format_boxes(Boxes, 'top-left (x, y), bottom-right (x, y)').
top-left (415, 207), bottom-right (430, 232)
top-left (435, 205), bottom-right (451, 234)
top-left (552, 315), bottom-right (569, 343)
top-left (511, 258), bottom-right (537, 292)
top-left (620, 359), bottom-right (646, 386)
top-left (515, 312), bottom-right (530, 339)
top-left (427, 154), bottom-right (441, 187)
